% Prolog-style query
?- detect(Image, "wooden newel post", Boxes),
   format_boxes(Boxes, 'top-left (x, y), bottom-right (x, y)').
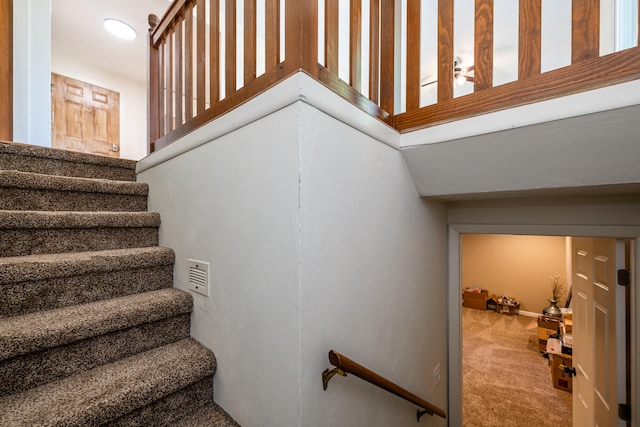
top-left (147, 14), bottom-right (160, 153)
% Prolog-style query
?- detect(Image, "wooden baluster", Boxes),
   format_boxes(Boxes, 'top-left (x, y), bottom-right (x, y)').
top-left (369, 0), bottom-right (379, 104)
top-left (572, 0), bottom-right (599, 63)
top-left (438, 0), bottom-right (453, 102)
top-left (325, 0), bottom-right (339, 73)
top-left (158, 38), bottom-right (165, 138)
top-left (175, 16), bottom-right (184, 126)
top-left (210, 0), bottom-right (220, 105)
top-left (168, 30), bottom-right (175, 130)
top-left (0, 0), bottom-right (12, 141)
top-left (406, 0), bottom-right (420, 110)
top-left (225, 0), bottom-right (236, 96)
top-left (350, 0), bottom-right (362, 91)
top-left (147, 15), bottom-right (160, 151)
top-left (185, 2), bottom-right (194, 120)
top-left (379, 0), bottom-right (394, 120)
top-left (245, 0), bottom-right (257, 84)
top-left (518, 0), bottom-right (541, 80)
top-left (474, 0), bottom-right (493, 91)
top-left (265, 0), bottom-right (280, 71)
top-left (196, 0), bottom-right (206, 114)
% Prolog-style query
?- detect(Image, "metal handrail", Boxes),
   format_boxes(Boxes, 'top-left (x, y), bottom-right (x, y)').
top-left (322, 349), bottom-right (447, 421)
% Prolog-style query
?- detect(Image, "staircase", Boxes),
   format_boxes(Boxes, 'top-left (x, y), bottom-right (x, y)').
top-left (0, 141), bottom-right (238, 426)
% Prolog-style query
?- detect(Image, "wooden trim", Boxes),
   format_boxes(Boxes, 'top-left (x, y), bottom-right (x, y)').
top-left (406, 0), bottom-right (420, 110)
top-left (379, 0), bottom-right (394, 120)
top-left (244, 0), bottom-right (257, 84)
top-left (518, 0), bottom-right (541, 80)
top-left (325, 0), bottom-right (339, 73)
top-left (350, 0), bottom-right (362, 91)
top-left (572, 0), bottom-right (599, 63)
top-left (0, 0), bottom-right (12, 141)
top-left (326, 350), bottom-right (447, 419)
top-left (369, 0), bottom-right (380, 103)
top-left (437, 0), bottom-right (454, 102)
top-left (225, 0), bottom-right (237, 96)
top-left (317, 65), bottom-right (389, 121)
top-left (394, 47), bottom-right (640, 132)
top-left (474, 0), bottom-right (493, 91)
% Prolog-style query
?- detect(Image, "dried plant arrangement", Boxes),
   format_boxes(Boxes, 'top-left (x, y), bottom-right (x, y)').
top-left (550, 273), bottom-right (566, 302)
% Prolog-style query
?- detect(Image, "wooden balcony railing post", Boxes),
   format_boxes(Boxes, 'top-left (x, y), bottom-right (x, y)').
top-left (406, 0), bottom-right (420, 110)
top-left (518, 0), bottom-right (541, 80)
top-left (572, 0), bottom-right (600, 64)
top-left (474, 0), bottom-right (493, 91)
top-left (379, 0), bottom-right (395, 121)
top-left (147, 14), bottom-right (160, 153)
top-left (437, 0), bottom-right (453, 102)
top-left (284, 0), bottom-right (318, 77)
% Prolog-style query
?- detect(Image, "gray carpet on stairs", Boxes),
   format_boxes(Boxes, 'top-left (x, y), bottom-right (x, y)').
top-left (0, 141), bottom-right (237, 426)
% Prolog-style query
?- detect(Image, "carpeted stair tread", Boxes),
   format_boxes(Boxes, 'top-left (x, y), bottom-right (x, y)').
top-left (0, 288), bottom-right (192, 361)
top-left (0, 210), bottom-right (160, 229)
top-left (0, 170), bottom-right (148, 194)
top-left (0, 246), bottom-right (174, 284)
top-left (0, 140), bottom-right (136, 181)
top-left (173, 402), bottom-right (241, 427)
top-left (0, 315), bottom-right (191, 397)
top-left (0, 338), bottom-right (216, 427)
top-left (0, 247), bottom-right (176, 317)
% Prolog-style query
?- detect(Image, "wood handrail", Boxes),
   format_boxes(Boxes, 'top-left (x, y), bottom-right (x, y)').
top-left (322, 349), bottom-right (447, 421)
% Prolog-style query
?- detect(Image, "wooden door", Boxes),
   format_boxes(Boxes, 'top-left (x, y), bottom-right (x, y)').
top-left (51, 73), bottom-right (120, 157)
top-left (572, 237), bottom-right (623, 426)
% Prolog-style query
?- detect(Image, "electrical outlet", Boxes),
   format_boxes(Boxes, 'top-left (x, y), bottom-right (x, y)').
top-left (432, 363), bottom-right (441, 390)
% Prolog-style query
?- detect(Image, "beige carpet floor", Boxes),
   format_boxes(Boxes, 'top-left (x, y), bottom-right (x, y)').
top-left (462, 307), bottom-right (572, 426)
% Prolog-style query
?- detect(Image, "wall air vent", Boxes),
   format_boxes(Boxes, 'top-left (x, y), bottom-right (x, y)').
top-left (187, 259), bottom-right (210, 297)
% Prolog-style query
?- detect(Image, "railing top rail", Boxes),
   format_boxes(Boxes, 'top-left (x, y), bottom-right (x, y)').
top-left (323, 349), bottom-right (447, 421)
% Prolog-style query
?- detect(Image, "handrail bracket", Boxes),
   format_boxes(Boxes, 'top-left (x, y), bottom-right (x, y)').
top-left (417, 408), bottom-right (434, 421)
top-left (322, 367), bottom-right (347, 390)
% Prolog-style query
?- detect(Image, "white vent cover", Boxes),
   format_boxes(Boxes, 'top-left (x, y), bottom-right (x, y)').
top-left (187, 259), bottom-right (210, 297)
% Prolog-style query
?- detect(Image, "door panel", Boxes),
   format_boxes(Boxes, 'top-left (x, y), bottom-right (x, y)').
top-left (572, 237), bottom-right (619, 427)
top-left (51, 73), bottom-right (120, 157)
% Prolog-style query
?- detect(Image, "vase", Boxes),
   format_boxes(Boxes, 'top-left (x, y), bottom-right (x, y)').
top-left (543, 299), bottom-right (562, 318)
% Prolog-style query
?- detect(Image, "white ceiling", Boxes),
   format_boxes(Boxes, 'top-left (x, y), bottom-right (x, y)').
top-left (51, 0), bottom-right (170, 83)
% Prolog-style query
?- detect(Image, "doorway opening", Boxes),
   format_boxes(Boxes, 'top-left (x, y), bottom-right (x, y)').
top-left (448, 226), bottom-right (638, 427)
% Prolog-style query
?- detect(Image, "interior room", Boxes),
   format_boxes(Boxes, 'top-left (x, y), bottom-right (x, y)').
top-left (461, 234), bottom-right (573, 426)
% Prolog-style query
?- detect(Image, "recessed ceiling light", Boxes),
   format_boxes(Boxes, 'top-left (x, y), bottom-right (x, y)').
top-left (104, 18), bottom-right (136, 40)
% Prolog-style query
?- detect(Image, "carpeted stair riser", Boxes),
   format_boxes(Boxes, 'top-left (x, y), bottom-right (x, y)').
top-left (0, 314), bottom-right (191, 396)
top-left (1, 247), bottom-right (175, 317)
top-left (0, 338), bottom-right (216, 426)
top-left (107, 377), bottom-right (214, 427)
top-left (0, 141), bottom-right (136, 181)
top-left (0, 170), bottom-right (148, 211)
top-left (173, 402), bottom-right (241, 427)
top-left (0, 211), bottom-right (160, 257)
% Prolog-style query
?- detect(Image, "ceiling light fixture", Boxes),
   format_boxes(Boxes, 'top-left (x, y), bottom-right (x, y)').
top-left (103, 18), bottom-right (136, 40)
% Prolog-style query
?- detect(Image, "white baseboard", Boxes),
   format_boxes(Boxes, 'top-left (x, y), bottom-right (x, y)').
top-left (517, 309), bottom-right (540, 318)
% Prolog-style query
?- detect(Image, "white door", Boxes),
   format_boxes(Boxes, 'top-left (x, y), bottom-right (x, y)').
top-left (571, 237), bottom-right (625, 426)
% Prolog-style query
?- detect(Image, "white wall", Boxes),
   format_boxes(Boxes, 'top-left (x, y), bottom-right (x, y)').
top-left (137, 78), bottom-right (449, 426)
top-left (13, 0), bottom-right (51, 147)
top-left (297, 104), bottom-right (448, 426)
top-left (51, 52), bottom-right (148, 160)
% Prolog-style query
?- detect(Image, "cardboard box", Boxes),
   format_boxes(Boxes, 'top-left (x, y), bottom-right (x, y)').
top-left (538, 316), bottom-right (561, 340)
top-left (463, 289), bottom-right (488, 310)
top-left (496, 302), bottom-right (519, 315)
top-left (550, 354), bottom-right (573, 393)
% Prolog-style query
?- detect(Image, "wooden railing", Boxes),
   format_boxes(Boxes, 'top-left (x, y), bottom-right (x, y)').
top-left (148, 0), bottom-right (640, 152)
top-left (322, 349), bottom-right (447, 420)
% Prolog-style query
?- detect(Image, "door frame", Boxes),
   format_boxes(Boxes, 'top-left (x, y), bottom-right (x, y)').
top-left (447, 223), bottom-right (640, 426)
